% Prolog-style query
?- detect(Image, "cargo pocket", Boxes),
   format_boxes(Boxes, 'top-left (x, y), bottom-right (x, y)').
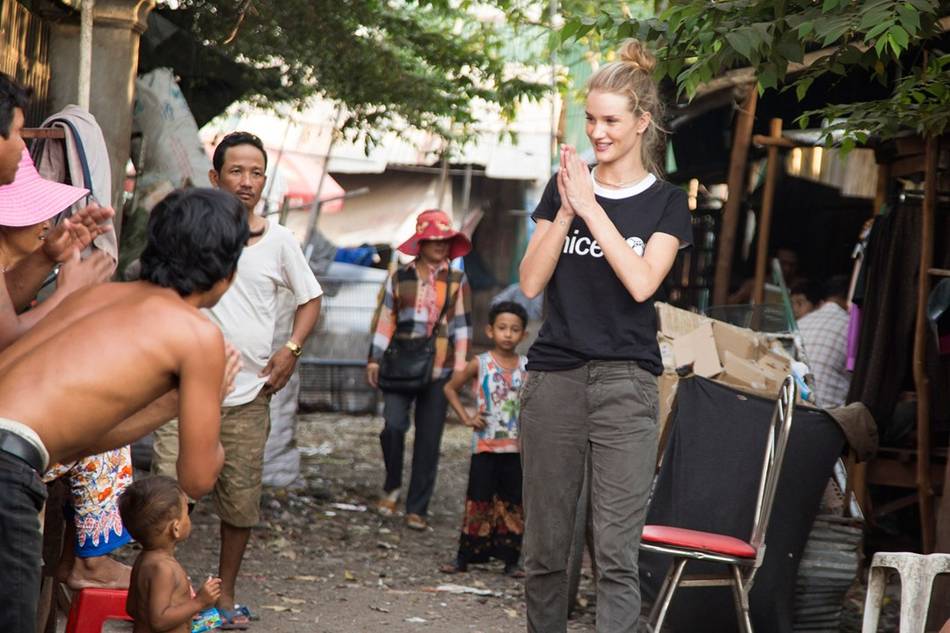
top-left (519, 370), bottom-right (547, 409)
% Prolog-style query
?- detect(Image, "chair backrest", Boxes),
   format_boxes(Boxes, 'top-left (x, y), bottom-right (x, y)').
top-left (748, 375), bottom-right (797, 552)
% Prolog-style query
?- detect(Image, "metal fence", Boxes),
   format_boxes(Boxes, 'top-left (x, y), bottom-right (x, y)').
top-left (299, 276), bottom-right (385, 414)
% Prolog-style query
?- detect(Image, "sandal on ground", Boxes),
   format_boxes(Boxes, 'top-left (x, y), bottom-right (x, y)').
top-left (377, 498), bottom-right (397, 517)
top-left (233, 604), bottom-right (259, 621)
top-left (504, 563), bottom-right (526, 578)
top-left (438, 561), bottom-right (468, 574)
top-left (218, 608), bottom-right (251, 630)
top-left (405, 513), bottom-right (428, 531)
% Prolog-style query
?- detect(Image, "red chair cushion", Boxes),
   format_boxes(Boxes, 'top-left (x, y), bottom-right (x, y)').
top-left (642, 525), bottom-right (757, 559)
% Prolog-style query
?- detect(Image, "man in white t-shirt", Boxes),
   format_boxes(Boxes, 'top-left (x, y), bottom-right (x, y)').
top-left (152, 132), bottom-right (322, 625)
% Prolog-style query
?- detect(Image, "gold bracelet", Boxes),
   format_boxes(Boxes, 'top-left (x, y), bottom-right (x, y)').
top-left (285, 341), bottom-right (303, 357)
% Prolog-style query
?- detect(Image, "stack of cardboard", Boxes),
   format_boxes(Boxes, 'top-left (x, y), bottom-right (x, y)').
top-left (655, 302), bottom-right (798, 433)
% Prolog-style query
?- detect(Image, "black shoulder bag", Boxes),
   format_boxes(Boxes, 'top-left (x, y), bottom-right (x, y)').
top-left (378, 275), bottom-right (458, 394)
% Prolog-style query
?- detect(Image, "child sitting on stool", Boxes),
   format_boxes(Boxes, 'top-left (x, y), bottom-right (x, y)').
top-left (441, 301), bottom-right (528, 576)
top-left (119, 476), bottom-right (223, 633)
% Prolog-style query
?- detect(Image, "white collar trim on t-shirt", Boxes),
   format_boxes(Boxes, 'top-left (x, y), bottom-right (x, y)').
top-left (590, 169), bottom-right (657, 199)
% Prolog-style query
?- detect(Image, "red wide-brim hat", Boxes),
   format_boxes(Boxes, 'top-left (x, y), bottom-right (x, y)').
top-left (397, 209), bottom-right (472, 259)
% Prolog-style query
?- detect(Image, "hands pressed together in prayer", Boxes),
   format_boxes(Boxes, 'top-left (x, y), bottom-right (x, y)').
top-left (556, 144), bottom-right (600, 222)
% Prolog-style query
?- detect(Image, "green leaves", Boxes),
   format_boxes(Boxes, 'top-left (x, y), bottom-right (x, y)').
top-left (554, 0), bottom-right (948, 142)
top-left (725, 29), bottom-right (756, 59)
top-left (798, 53), bottom-right (950, 149)
top-left (161, 0), bottom-right (549, 140)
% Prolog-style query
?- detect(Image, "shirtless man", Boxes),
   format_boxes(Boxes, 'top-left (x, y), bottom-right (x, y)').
top-left (0, 187), bottom-right (248, 633)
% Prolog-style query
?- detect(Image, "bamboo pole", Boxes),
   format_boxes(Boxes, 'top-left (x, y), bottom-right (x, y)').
top-left (436, 154), bottom-right (450, 209)
top-left (304, 107), bottom-right (343, 247)
top-left (752, 118), bottom-right (783, 305)
top-left (913, 134), bottom-right (938, 553)
top-left (713, 87), bottom-right (758, 306)
top-left (78, 0), bottom-right (94, 111)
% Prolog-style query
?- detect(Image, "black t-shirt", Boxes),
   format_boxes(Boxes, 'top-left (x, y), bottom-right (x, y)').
top-left (527, 173), bottom-right (693, 375)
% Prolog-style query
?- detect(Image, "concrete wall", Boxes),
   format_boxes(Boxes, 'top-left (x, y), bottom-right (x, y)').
top-left (41, 0), bottom-right (155, 236)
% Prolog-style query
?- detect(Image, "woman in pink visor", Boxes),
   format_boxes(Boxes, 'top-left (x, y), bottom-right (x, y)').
top-left (0, 148), bottom-right (128, 591)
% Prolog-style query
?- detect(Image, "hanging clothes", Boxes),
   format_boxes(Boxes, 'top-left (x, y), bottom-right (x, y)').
top-left (32, 105), bottom-right (118, 261)
top-left (848, 200), bottom-right (950, 439)
top-left (847, 206), bottom-right (920, 433)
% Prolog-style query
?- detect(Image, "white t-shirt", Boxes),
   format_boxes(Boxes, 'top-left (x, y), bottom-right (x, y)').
top-left (206, 220), bottom-right (323, 407)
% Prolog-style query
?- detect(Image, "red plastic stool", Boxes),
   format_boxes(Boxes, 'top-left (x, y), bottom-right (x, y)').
top-left (64, 588), bottom-right (133, 633)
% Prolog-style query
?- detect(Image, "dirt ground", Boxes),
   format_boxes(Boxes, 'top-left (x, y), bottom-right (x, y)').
top-left (114, 412), bottom-right (598, 633)
top-left (98, 410), bottom-right (903, 633)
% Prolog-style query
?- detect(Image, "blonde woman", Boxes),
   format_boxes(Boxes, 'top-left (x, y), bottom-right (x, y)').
top-left (519, 40), bottom-right (693, 632)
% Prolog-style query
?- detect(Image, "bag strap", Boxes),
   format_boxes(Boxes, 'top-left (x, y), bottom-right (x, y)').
top-left (428, 270), bottom-right (459, 342)
top-left (51, 118), bottom-right (94, 195)
top-left (391, 264), bottom-right (460, 342)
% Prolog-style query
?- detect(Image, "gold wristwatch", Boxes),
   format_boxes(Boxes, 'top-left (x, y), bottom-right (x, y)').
top-left (285, 341), bottom-right (303, 357)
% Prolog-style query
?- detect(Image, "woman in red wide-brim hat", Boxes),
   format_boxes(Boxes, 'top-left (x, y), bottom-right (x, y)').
top-left (366, 209), bottom-right (472, 532)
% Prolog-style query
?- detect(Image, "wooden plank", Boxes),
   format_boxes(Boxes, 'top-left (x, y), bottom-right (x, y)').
top-left (894, 135), bottom-right (926, 157)
top-left (914, 134), bottom-right (938, 553)
top-left (753, 119), bottom-right (784, 306)
top-left (752, 134), bottom-right (797, 149)
top-left (929, 268), bottom-right (950, 278)
top-left (889, 153), bottom-right (926, 177)
top-left (22, 128), bottom-right (65, 139)
top-left (866, 457), bottom-right (946, 489)
top-left (712, 88), bottom-right (758, 306)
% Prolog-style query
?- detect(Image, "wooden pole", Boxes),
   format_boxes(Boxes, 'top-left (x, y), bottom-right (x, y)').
top-left (304, 107), bottom-right (344, 247)
top-left (713, 87), bottom-right (758, 306)
top-left (78, 0), bottom-right (94, 111)
top-left (873, 163), bottom-right (890, 216)
top-left (436, 154), bottom-right (450, 209)
top-left (752, 118), bottom-right (783, 305)
top-left (913, 134), bottom-right (938, 553)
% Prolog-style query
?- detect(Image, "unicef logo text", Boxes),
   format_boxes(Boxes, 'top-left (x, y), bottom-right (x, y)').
top-left (562, 230), bottom-right (645, 258)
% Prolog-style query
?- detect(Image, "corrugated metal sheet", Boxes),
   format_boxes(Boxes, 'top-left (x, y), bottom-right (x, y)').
top-left (793, 515), bottom-right (864, 632)
top-left (0, 0), bottom-right (50, 126)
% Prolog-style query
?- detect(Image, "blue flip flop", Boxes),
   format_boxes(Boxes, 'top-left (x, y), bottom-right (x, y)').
top-left (234, 604), bottom-right (259, 621)
top-left (217, 608), bottom-right (250, 630)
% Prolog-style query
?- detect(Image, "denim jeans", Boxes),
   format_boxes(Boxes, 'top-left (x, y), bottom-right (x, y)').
top-left (0, 450), bottom-right (48, 633)
top-left (521, 362), bottom-right (658, 633)
top-left (380, 378), bottom-right (449, 516)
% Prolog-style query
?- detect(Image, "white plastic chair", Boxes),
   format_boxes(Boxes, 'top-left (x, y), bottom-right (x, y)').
top-left (862, 552), bottom-right (950, 633)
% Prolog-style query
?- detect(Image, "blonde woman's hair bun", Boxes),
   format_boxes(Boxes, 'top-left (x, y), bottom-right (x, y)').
top-left (618, 39), bottom-right (656, 74)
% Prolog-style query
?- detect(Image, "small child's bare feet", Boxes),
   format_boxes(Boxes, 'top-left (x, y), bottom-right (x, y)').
top-left (65, 556), bottom-right (132, 590)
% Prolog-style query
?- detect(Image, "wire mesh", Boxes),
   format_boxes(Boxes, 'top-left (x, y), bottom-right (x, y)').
top-left (299, 276), bottom-right (384, 414)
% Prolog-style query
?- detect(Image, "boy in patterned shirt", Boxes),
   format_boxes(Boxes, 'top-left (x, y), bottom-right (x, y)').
top-left (441, 301), bottom-right (528, 576)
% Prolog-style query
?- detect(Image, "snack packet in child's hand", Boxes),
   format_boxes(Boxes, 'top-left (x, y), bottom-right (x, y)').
top-left (191, 607), bottom-right (222, 633)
